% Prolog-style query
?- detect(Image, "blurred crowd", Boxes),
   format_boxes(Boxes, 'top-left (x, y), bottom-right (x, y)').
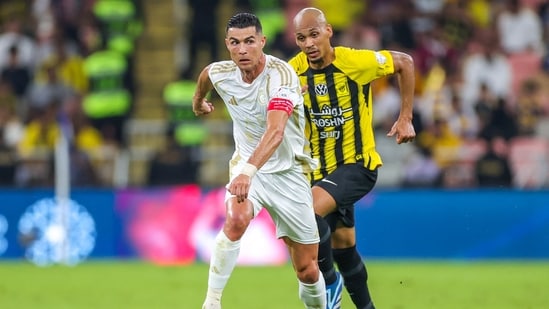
top-left (0, 0), bottom-right (141, 187)
top-left (2, 0), bottom-right (549, 190)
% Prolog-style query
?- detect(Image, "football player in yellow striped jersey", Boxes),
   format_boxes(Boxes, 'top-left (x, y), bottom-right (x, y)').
top-left (289, 7), bottom-right (416, 309)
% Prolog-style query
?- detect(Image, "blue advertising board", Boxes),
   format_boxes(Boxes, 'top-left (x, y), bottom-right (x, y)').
top-left (1, 187), bottom-right (548, 264)
top-left (355, 189), bottom-right (549, 259)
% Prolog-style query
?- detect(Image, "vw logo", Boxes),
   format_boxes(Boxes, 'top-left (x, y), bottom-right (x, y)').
top-left (314, 83), bottom-right (328, 96)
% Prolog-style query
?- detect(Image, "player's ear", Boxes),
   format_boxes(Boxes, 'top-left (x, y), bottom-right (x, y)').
top-left (326, 24), bottom-right (333, 39)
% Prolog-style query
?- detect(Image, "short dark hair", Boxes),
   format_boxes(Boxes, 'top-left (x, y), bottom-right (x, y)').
top-left (226, 12), bottom-right (262, 34)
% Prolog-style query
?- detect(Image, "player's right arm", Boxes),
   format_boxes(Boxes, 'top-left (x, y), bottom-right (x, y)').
top-left (192, 64), bottom-right (215, 116)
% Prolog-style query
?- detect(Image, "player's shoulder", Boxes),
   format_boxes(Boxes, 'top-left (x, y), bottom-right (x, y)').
top-left (265, 54), bottom-right (298, 76)
top-left (287, 52), bottom-right (308, 75)
top-left (266, 54), bottom-right (293, 69)
top-left (208, 60), bottom-right (237, 77)
top-left (334, 46), bottom-right (375, 61)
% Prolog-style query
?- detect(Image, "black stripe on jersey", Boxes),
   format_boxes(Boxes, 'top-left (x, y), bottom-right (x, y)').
top-left (327, 66), bottom-right (344, 165)
top-left (305, 68), bottom-right (328, 179)
top-left (360, 84), bottom-right (371, 167)
top-left (348, 80), bottom-right (364, 164)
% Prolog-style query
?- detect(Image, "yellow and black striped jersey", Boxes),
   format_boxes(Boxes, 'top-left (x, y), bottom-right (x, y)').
top-left (289, 47), bottom-right (395, 182)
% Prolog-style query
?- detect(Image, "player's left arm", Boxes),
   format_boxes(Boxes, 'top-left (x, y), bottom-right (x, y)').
top-left (387, 50), bottom-right (416, 144)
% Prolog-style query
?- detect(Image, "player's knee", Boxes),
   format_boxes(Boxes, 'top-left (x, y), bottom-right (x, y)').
top-left (224, 213), bottom-right (251, 240)
top-left (295, 261), bottom-right (320, 284)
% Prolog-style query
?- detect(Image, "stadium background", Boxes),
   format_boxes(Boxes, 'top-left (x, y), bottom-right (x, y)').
top-left (0, 1), bottom-right (548, 307)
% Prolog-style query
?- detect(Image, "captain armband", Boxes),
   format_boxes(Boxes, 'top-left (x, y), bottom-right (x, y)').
top-left (268, 98), bottom-right (293, 116)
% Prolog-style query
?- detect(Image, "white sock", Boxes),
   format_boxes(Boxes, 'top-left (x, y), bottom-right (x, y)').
top-left (206, 231), bottom-right (241, 294)
top-left (298, 271), bottom-right (326, 309)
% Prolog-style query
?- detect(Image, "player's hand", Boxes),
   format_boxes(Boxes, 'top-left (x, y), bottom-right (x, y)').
top-left (193, 99), bottom-right (214, 116)
top-left (226, 174), bottom-right (252, 203)
top-left (387, 117), bottom-right (416, 144)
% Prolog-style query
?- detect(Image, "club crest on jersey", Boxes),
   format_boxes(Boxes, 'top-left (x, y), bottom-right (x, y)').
top-left (336, 82), bottom-right (349, 95)
top-left (315, 83), bottom-right (328, 96)
top-left (375, 52), bottom-right (387, 65)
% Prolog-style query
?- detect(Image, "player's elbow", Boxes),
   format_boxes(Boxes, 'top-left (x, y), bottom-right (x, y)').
top-left (392, 51), bottom-right (414, 73)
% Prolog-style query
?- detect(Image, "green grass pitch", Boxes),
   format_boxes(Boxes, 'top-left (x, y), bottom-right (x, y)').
top-left (0, 260), bottom-right (548, 308)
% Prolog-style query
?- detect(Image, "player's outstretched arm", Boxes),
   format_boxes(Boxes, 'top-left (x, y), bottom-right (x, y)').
top-left (387, 51), bottom-right (416, 144)
top-left (192, 65), bottom-right (215, 116)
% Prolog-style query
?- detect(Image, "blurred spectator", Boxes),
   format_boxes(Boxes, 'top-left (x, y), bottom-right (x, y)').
top-left (0, 82), bottom-right (24, 149)
top-left (474, 83), bottom-right (499, 134)
top-left (0, 81), bottom-right (23, 185)
top-left (25, 61), bottom-right (73, 122)
top-left (16, 92), bottom-right (105, 187)
top-left (478, 97), bottom-right (518, 141)
top-left (147, 126), bottom-right (200, 187)
top-left (373, 77), bottom-right (402, 130)
top-left (461, 30), bottom-right (512, 111)
top-left (417, 117), bottom-right (463, 169)
top-left (61, 93), bottom-right (104, 157)
top-left (65, 144), bottom-right (101, 187)
top-left (465, 0), bottom-right (493, 29)
top-left (0, 45), bottom-right (32, 99)
top-left (0, 15), bottom-right (37, 71)
top-left (17, 102), bottom-right (60, 159)
top-left (37, 33), bottom-right (89, 94)
top-left (474, 135), bottom-right (513, 187)
top-left (76, 14), bottom-right (103, 57)
top-left (410, 0), bottom-right (445, 34)
top-left (439, 1), bottom-right (474, 53)
top-left (0, 132), bottom-right (17, 186)
top-left (401, 145), bottom-right (442, 188)
top-left (414, 26), bottom-right (459, 78)
top-left (516, 78), bottom-right (545, 135)
top-left (375, 1), bottom-right (415, 50)
top-left (180, 0), bottom-right (220, 79)
top-left (497, 0), bottom-right (544, 55)
top-left (339, 12), bottom-right (381, 50)
top-left (59, 93), bottom-right (104, 187)
top-left (51, 0), bottom-right (96, 45)
top-left (268, 0), bottom-right (309, 59)
top-left (15, 101), bottom-right (59, 187)
top-left (447, 92), bottom-right (479, 139)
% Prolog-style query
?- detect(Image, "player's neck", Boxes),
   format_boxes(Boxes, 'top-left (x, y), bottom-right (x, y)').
top-left (241, 54), bottom-right (266, 83)
top-left (309, 47), bottom-right (335, 70)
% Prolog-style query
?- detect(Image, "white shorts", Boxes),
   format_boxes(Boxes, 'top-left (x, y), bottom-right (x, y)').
top-left (225, 167), bottom-right (319, 244)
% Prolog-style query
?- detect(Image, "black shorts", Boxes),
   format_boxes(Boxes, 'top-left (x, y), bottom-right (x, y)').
top-left (313, 164), bottom-right (377, 231)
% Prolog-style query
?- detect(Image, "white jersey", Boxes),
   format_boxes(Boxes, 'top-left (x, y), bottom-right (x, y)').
top-left (208, 54), bottom-right (317, 174)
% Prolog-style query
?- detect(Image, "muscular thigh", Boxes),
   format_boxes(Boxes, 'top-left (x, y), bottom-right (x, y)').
top-left (315, 164), bottom-right (377, 231)
top-left (255, 170), bottom-right (319, 245)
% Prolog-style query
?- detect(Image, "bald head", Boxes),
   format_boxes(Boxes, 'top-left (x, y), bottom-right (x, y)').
top-left (293, 7), bottom-right (327, 30)
top-left (293, 7), bottom-right (334, 69)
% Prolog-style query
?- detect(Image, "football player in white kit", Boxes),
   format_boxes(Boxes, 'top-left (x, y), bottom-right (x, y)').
top-left (192, 12), bottom-right (326, 309)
